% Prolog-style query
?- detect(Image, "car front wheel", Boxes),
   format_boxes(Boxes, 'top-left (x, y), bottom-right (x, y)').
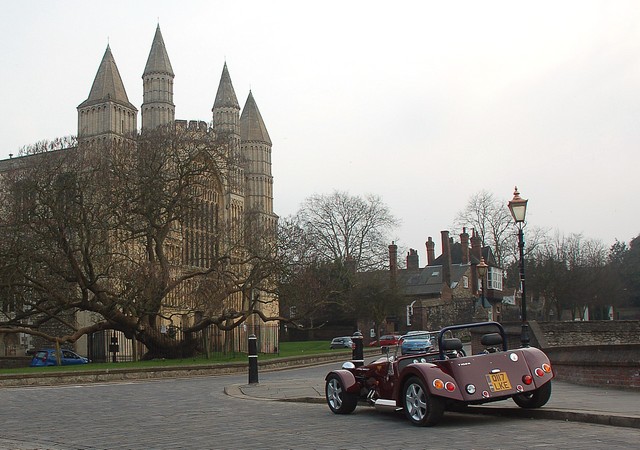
top-left (325, 374), bottom-right (357, 414)
top-left (403, 376), bottom-right (444, 426)
top-left (513, 381), bottom-right (552, 408)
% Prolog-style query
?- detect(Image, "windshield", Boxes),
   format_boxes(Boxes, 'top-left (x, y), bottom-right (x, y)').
top-left (403, 333), bottom-right (435, 341)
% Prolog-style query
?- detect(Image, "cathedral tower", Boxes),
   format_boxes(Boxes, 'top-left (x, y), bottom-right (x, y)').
top-left (212, 63), bottom-right (240, 136)
top-left (142, 25), bottom-right (175, 131)
top-left (239, 91), bottom-right (275, 219)
top-left (77, 46), bottom-right (138, 142)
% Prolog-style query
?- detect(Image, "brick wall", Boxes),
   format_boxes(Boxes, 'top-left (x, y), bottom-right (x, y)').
top-left (545, 345), bottom-right (640, 390)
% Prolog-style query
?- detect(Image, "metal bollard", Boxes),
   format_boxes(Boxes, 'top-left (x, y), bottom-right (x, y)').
top-left (352, 330), bottom-right (364, 367)
top-left (248, 334), bottom-right (259, 384)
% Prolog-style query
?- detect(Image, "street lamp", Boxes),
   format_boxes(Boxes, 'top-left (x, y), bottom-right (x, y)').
top-left (508, 186), bottom-right (529, 347)
top-left (476, 257), bottom-right (488, 319)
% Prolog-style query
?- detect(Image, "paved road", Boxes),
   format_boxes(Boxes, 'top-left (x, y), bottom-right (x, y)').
top-left (1, 363), bottom-right (638, 450)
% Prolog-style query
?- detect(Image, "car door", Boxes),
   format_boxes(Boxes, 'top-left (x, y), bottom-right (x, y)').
top-left (61, 350), bottom-right (82, 365)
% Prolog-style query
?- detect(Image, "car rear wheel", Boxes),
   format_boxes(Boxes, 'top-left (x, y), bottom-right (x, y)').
top-left (325, 374), bottom-right (357, 414)
top-left (403, 376), bottom-right (444, 426)
top-left (513, 381), bottom-right (552, 408)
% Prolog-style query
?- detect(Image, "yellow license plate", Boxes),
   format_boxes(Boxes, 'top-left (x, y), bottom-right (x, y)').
top-left (486, 372), bottom-right (512, 392)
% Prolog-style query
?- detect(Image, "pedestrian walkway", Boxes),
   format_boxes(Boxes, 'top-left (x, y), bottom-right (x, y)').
top-left (225, 377), bottom-right (640, 429)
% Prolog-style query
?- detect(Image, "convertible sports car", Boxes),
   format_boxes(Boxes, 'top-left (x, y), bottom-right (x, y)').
top-left (325, 321), bottom-right (553, 426)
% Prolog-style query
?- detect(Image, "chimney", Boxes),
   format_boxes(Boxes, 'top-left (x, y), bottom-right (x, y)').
top-left (441, 231), bottom-right (451, 288)
top-left (471, 229), bottom-right (482, 294)
top-left (460, 227), bottom-right (470, 265)
top-left (345, 254), bottom-right (356, 274)
top-left (426, 237), bottom-right (435, 265)
top-left (406, 249), bottom-right (419, 270)
top-left (389, 242), bottom-right (398, 287)
top-left (471, 228), bottom-right (482, 262)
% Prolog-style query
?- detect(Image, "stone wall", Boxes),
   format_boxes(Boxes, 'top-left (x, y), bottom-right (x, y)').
top-left (418, 297), bottom-right (476, 331)
top-left (501, 320), bottom-right (640, 390)
top-left (534, 320), bottom-right (640, 347)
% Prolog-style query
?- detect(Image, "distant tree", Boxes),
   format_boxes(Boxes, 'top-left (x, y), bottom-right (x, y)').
top-left (609, 234), bottom-right (640, 307)
top-left (277, 193), bottom-right (400, 333)
top-left (455, 190), bottom-right (547, 273)
top-left (526, 233), bottom-right (618, 320)
top-left (296, 191), bottom-right (399, 271)
top-left (277, 258), bottom-right (353, 336)
top-left (348, 271), bottom-right (404, 338)
top-left (454, 190), bottom-right (512, 266)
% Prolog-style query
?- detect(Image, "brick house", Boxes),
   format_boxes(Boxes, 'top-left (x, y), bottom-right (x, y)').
top-left (392, 228), bottom-right (504, 332)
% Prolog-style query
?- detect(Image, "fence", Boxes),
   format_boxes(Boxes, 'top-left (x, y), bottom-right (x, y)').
top-left (88, 323), bottom-right (279, 363)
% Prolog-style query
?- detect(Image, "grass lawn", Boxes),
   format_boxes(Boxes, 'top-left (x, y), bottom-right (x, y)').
top-left (0, 340), bottom-right (343, 375)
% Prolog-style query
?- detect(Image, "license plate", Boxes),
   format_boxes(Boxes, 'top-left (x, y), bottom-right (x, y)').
top-left (486, 372), bottom-right (512, 392)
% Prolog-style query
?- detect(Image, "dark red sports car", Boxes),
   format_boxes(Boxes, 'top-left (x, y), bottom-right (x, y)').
top-left (326, 321), bottom-right (553, 426)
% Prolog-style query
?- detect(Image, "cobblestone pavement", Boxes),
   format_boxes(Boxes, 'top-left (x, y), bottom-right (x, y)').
top-left (1, 363), bottom-right (639, 449)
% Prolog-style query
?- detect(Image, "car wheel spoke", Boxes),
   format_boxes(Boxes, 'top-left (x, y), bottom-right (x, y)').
top-left (405, 383), bottom-right (427, 420)
top-left (327, 379), bottom-right (343, 409)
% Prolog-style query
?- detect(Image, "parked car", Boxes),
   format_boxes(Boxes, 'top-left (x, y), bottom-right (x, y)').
top-left (325, 321), bottom-right (554, 426)
top-left (369, 334), bottom-right (402, 348)
top-left (30, 349), bottom-right (90, 367)
top-left (330, 337), bottom-right (354, 350)
top-left (400, 331), bottom-right (438, 355)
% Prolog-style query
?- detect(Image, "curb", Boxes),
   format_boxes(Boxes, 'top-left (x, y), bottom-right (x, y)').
top-left (224, 385), bottom-right (640, 429)
top-left (466, 406), bottom-right (640, 429)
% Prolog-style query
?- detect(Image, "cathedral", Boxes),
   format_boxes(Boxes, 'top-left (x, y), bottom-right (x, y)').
top-left (0, 25), bottom-right (279, 358)
top-left (77, 25), bottom-right (275, 227)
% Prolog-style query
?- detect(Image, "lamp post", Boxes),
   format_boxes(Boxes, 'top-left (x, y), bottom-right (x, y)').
top-left (508, 186), bottom-right (529, 347)
top-left (476, 257), bottom-right (488, 319)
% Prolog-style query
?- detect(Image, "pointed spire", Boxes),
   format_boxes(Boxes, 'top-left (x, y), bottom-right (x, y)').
top-left (78, 45), bottom-right (135, 109)
top-left (212, 63), bottom-right (239, 110)
top-left (143, 24), bottom-right (174, 76)
top-left (240, 91), bottom-right (271, 145)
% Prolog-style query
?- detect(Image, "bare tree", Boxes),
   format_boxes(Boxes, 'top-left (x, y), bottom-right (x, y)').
top-left (455, 190), bottom-right (547, 267)
top-left (296, 191), bottom-right (399, 271)
top-left (454, 190), bottom-right (513, 266)
top-left (0, 127), bottom-right (283, 358)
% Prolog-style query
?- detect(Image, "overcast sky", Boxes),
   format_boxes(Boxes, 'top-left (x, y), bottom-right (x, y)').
top-left (1, 0), bottom-right (639, 262)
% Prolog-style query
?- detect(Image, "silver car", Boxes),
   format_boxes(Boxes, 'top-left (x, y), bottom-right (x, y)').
top-left (400, 331), bottom-right (437, 355)
top-left (330, 337), bottom-right (354, 349)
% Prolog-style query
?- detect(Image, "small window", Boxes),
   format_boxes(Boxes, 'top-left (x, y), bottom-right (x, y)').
top-left (463, 276), bottom-right (469, 288)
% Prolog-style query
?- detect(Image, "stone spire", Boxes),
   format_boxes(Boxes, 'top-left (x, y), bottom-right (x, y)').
top-left (212, 63), bottom-right (240, 135)
top-left (79, 45), bottom-right (135, 109)
top-left (213, 63), bottom-right (240, 109)
top-left (142, 25), bottom-right (175, 131)
top-left (143, 25), bottom-right (174, 76)
top-left (239, 90), bottom-right (271, 145)
top-left (77, 45), bottom-right (137, 141)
